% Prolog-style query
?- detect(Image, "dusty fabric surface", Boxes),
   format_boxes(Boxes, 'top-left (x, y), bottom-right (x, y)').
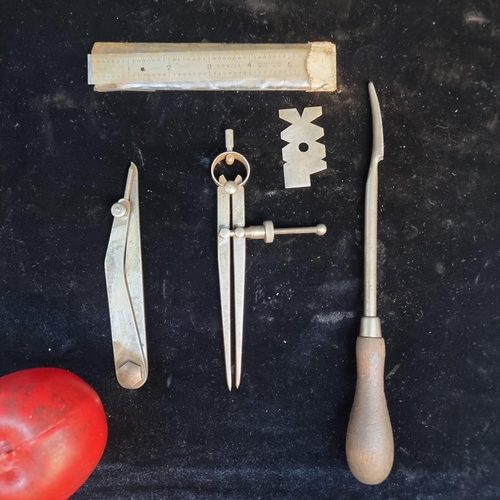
top-left (1, 0), bottom-right (499, 498)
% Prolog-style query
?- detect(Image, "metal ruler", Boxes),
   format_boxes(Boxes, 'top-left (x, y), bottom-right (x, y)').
top-left (88, 42), bottom-right (336, 92)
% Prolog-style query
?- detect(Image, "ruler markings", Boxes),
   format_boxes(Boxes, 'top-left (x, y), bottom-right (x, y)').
top-left (90, 50), bottom-right (309, 85)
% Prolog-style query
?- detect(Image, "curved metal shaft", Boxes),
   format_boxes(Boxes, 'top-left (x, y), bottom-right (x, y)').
top-left (363, 82), bottom-right (384, 319)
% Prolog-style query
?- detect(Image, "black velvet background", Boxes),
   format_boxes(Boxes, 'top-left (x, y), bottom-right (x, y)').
top-left (1, 0), bottom-right (500, 498)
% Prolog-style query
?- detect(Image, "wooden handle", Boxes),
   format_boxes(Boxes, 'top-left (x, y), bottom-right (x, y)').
top-left (346, 336), bottom-right (394, 485)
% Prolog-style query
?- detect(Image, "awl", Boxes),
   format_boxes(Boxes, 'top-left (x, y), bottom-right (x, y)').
top-left (346, 82), bottom-right (394, 484)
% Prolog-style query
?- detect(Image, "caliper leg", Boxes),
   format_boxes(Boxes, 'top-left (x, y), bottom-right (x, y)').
top-left (217, 176), bottom-right (232, 390)
top-left (232, 183), bottom-right (246, 389)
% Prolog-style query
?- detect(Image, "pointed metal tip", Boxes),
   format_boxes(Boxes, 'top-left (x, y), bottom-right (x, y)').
top-left (368, 82), bottom-right (384, 161)
top-left (123, 162), bottom-right (139, 200)
top-left (367, 82), bottom-right (378, 109)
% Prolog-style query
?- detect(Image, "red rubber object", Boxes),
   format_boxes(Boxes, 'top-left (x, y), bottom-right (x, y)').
top-left (0, 368), bottom-right (108, 500)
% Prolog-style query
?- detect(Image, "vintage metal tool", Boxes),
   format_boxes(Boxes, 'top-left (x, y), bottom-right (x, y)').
top-left (211, 130), bottom-right (327, 390)
top-left (88, 42), bottom-right (337, 92)
top-left (279, 106), bottom-right (327, 188)
top-left (346, 83), bottom-right (394, 484)
top-left (104, 163), bottom-right (148, 389)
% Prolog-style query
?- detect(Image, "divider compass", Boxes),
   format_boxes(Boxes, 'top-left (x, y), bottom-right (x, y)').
top-left (211, 130), bottom-right (327, 390)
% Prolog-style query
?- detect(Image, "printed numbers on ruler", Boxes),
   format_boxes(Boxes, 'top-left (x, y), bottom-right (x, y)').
top-left (90, 50), bottom-right (308, 84)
